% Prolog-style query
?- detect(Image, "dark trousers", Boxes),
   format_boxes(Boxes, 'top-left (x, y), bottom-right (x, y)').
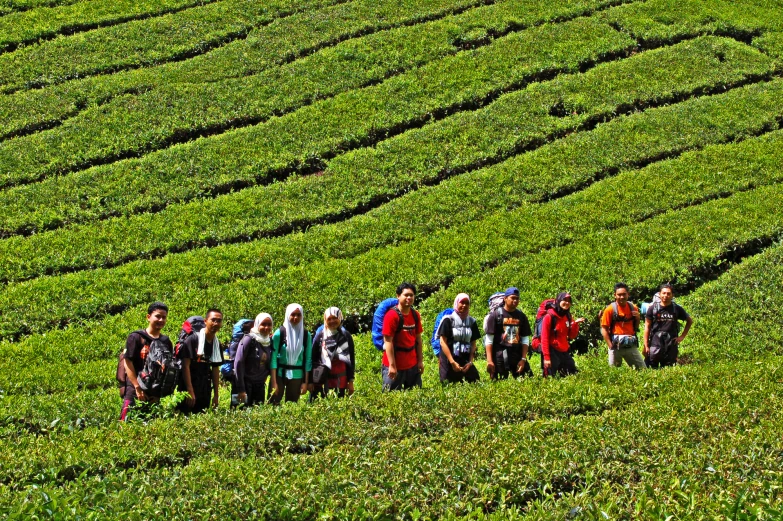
top-left (645, 344), bottom-right (678, 369)
top-left (543, 348), bottom-right (578, 378)
top-left (491, 347), bottom-right (533, 380)
top-left (381, 364), bottom-right (422, 391)
top-left (178, 378), bottom-right (212, 414)
top-left (236, 378), bottom-right (268, 408)
top-left (439, 353), bottom-right (480, 384)
top-left (270, 375), bottom-right (303, 404)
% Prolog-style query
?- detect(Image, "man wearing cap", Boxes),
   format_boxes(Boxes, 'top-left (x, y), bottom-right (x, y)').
top-left (484, 287), bottom-right (533, 380)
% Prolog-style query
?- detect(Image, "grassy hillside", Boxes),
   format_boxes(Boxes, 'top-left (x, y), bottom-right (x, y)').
top-left (1, 0), bottom-right (782, 518)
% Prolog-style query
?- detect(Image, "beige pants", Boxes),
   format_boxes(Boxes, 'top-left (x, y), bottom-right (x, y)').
top-left (608, 346), bottom-right (646, 369)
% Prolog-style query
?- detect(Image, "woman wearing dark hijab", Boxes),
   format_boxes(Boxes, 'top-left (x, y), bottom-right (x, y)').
top-left (540, 292), bottom-right (585, 377)
top-left (310, 306), bottom-right (355, 401)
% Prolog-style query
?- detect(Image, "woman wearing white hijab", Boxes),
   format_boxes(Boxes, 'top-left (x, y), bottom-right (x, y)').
top-left (270, 304), bottom-right (312, 404)
top-left (310, 306), bottom-right (355, 401)
top-left (234, 313), bottom-right (274, 407)
top-left (436, 293), bottom-right (481, 384)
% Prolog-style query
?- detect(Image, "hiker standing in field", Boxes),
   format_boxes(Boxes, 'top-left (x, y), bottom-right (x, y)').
top-left (643, 283), bottom-right (693, 368)
top-left (541, 292), bottom-right (584, 377)
top-left (601, 283), bottom-right (645, 369)
top-left (310, 306), bottom-right (355, 400)
top-left (382, 282), bottom-right (424, 391)
top-left (118, 302), bottom-right (173, 421)
top-left (270, 304), bottom-right (312, 404)
top-left (234, 313), bottom-right (275, 407)
top-left (177, 309), bottom-right (224, 414)
top-left (436, 293), bottom-right (481, 384)
top-left (484, 287), bottom-right (533, 380)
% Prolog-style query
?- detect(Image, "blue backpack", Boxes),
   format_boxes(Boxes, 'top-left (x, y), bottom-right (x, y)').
top-left (220, 318), bottom-right (252, 380)
top-left (371, 298), bottom-right (421, 351)
top-left (430, 308), bottom-right (454, 356)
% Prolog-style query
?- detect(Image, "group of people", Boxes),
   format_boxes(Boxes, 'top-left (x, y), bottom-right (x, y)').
top-left (117, 281), bottom-right (693, 420)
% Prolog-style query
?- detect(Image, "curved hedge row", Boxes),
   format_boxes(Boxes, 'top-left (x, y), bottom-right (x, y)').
top-left (0, 79), bottom-right (782, 340)
top-left (0, 36), bottom-right (773, 283)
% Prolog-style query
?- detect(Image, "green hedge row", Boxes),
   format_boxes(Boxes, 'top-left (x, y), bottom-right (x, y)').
top-left (0, 11), bottom-right (632, 194)
top-left (1, 76), bottom-right (782, 341)
top-left (598, 0), bottom-right (783, 47)
top-left (0, 36), bottom-right (771, 284)
top-left (0, 0), bottom-right (84, 14)
top-left (419, 181), bottom-right (783, 332)
top-left (0, 0), bottom-right (221, 52)
top-left (754, 31), bottom-right (783, 59)
top-left (0, 0), bottom-right (611, 139)
top-left (0, 0), bottom-right (342, 93)
top-left (1, 357), bottom-right (781, 518)
top-left (5, 143), bottom-right (783, 390)
top-left (681, 240), bottom-right (783, 360)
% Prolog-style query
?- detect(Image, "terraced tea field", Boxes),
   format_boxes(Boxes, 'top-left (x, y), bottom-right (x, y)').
top-left (1, 0), bottom-right (782, 518)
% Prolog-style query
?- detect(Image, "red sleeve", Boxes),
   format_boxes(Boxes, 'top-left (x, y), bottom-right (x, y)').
top-left (414, 310), bottom-right (423, 335)
top-left (381, 309), bottom-right (399, 337)
top-left (569, 319), bottom-right (580, 340)
top-left (541, 314), bottom-right (552, 361)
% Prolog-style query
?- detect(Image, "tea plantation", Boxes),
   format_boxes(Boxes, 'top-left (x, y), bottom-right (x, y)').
top-left (1, 0), bottom-right (782, 518)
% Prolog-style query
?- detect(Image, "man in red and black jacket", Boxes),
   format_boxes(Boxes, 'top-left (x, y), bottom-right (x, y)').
top-left (381, 282), bottom-right (424, 391)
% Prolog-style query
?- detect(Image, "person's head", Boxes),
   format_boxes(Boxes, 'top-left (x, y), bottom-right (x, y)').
top-left (205, 308), bottom-right (223, 333)
top-left (453, 293), bottom-right (470, 316)
top-left (613, 282), bottom-right (630, 305)
top-left (146, 302), bottom-right (168, 332)
top-left (324, 306), bottom-right (343, 332)
top-left (252, 313), bottom-right (273, 337)
top-left (659, 283), bottom-right (674, 306)
top-left (555, 292), bottom-right (572, 314)
top-left (286, 304), bottom-right (303, 326)
top-left (503, 287), bottom-right (520, 311)
top-left (396, 282), bottom-right (416, 309)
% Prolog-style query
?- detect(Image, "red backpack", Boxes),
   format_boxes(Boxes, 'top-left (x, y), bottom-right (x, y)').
top-left (530, 299), bottom-right (566, 353)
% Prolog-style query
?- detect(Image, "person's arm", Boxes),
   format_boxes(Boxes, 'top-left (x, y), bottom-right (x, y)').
top-left (484, 312), bottom-right (496, 377)
top-left (440, 336), bottom-right (460, 371)
top-left (347, 334), bottom-right (355, 395)
top-left (211, 365), bottom-right (220, 408)
top-left (270, 331), bottom-right (281, 396)
top-left (384, 334), bottom-right (397, 379)
top-left (677, 314), bottom-right (693, 344)
top-left (415, 314), bottom-right (424, 374)
top-left (234, 338), bottom-right (247, 402)
top-left (541, 314), bottom-right (552, 368)
top-left (300, 332), bottom-right (311, 395)
top-left (569, 318), bottom-right (581, 340)
top-left (123, 357), bottom-right (146, 402)
top-left (643, 317), bottom-right (652, 356)
top-left (518, 315), bottom-right (531, 371)
top-left (600, 308), bottom-right (613, 349)
top-left (181, 358), bottom-right (195, 407)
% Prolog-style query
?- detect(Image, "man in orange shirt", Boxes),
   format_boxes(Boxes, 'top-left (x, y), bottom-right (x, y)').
top-left (600, 283), bottom-right (645, 369)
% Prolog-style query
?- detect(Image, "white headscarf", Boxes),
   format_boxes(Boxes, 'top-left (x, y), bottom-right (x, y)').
top-left (249, 312), bottom-right (273, 346)
top-left (323, 306), bottom-right (343, 338)
top-left (283, 303), bottom-right (304, 365)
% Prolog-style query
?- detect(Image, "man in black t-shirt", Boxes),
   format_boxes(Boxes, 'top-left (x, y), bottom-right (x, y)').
top-left (120, 302), bottom-right (172, 421)
top-left (177, 309), bottom-right (224, 414)
top-left (643, 284), bottom-right (693, 368)
top-left (484, 287), bottom-right (533, 379)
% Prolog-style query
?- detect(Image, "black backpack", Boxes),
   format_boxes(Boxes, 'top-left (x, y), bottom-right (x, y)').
top-left (138, 335), bottom-right (178, 398)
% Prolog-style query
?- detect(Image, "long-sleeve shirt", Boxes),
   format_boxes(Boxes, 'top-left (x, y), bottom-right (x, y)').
top-left (270, 328), bottom-right (313, 380)
top-left (233, 335), bottom-right (272, 394)
top-left (311, 328), bottom-right (356, 383)
top-left (541, 310), bottom-right (579, 361)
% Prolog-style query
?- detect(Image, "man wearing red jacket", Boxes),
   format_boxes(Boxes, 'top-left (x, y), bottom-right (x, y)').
top-left (541, 292), bottom-right (585, 377)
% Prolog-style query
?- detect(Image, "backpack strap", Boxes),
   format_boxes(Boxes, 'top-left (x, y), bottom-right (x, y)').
top-left (392, 308), bottom-right (419, 352)
top-left (277, 327), bottom-right (307, 376)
